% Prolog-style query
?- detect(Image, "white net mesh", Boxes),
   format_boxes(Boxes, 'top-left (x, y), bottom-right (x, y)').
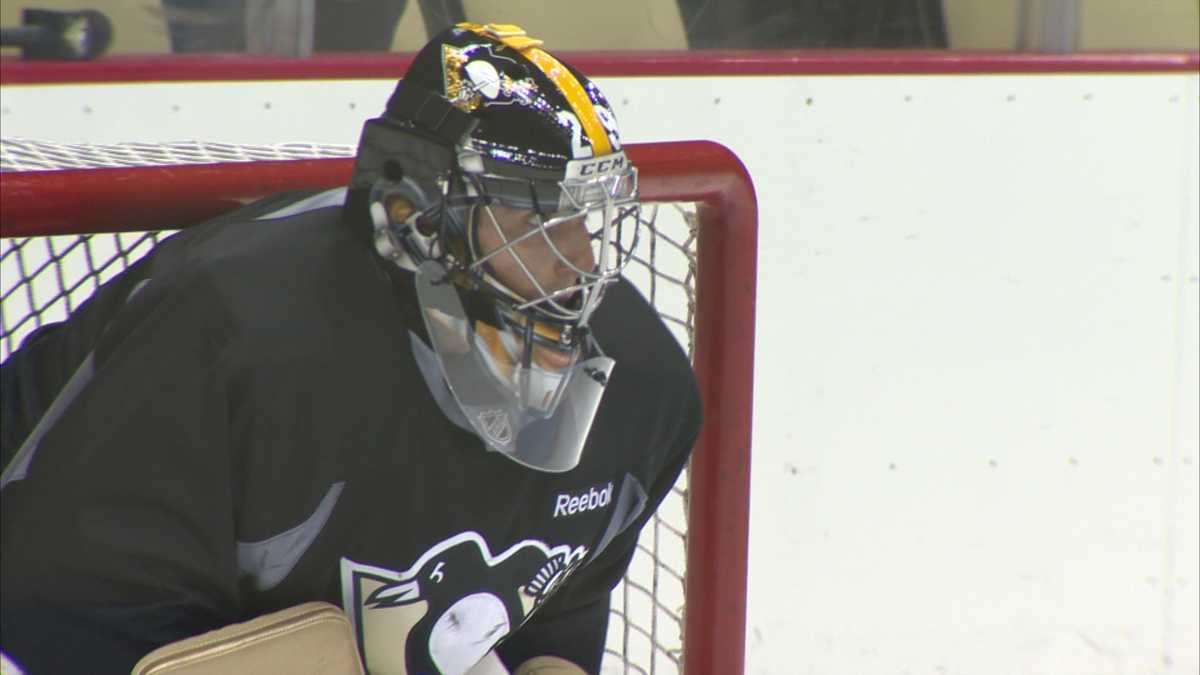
top-left (0, 138), bottom-right (698, 674)
top-left (0, 138), bottom-right (356, 171)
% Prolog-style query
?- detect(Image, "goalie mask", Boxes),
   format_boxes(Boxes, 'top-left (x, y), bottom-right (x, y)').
top-left (350, 23), bottom-right (641, 472)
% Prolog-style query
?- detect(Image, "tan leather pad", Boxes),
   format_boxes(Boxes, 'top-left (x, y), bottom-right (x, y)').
top-left (512, 655), bottom-right (587, 675)
top-left (130, 601), bottom-right (364, 675)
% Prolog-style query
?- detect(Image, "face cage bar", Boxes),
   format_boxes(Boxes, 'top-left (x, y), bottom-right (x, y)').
top-left (0, 140), bottom-right (756, 675)
top-left (464, 154), bottom-right (639, 214)
top-left (466, 198), bottom-right (644, 325)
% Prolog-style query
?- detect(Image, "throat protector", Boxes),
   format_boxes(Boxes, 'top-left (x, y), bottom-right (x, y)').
top-left (415, 260), bottom-right (614, 472)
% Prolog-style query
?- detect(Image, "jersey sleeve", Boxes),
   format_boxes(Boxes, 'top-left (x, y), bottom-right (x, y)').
top-left (0, 264), bottom-right (244, 674)
top-left (1, 254), bottom-right (155, 466)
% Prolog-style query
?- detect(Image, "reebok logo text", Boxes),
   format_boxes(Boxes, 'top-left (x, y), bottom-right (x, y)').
top-left (553, 482), bottom-right (613, 518)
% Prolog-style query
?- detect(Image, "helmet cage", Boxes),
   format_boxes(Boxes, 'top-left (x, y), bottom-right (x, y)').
top-left (454, 161), bottom-right (641, 328)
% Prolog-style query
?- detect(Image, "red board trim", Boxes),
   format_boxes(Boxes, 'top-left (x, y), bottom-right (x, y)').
top-left (2, 50), bottom-right (1197, 84)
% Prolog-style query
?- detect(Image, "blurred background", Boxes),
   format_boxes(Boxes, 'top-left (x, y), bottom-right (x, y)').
top-left (2, 0), bottom-right (1198, 57)
top-left (2, 2), bottom-right (1198, 675)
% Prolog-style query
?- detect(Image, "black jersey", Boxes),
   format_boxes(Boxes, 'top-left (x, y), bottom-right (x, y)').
top-left (0, 195), bottom-right (701, 675)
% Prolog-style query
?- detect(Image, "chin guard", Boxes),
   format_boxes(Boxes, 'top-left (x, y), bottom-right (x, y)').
top-left (414, 259), bottom-right (613, 472)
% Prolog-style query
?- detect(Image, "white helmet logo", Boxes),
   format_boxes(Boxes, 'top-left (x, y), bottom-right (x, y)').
top-left (465, 60), bottom-right (502, 100)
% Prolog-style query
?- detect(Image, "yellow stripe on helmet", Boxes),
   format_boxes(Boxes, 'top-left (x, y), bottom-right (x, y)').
top-left (458, 23), bottom-right (613, 157)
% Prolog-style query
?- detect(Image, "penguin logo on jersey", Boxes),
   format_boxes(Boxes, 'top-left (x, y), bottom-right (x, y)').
top-left (340, 532), bottom-right (587, 675)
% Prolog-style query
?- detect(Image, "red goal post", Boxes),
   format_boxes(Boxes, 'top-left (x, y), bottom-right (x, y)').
top-left (0, 139), bottom-right (756, 674)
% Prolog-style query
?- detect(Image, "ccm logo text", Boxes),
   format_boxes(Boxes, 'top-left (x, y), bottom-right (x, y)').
top-left (578, 156), bottom-right (626, 176)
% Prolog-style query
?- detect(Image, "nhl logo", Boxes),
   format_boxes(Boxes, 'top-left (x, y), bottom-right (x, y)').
top-left (477, 409), bottom-right (513, 445)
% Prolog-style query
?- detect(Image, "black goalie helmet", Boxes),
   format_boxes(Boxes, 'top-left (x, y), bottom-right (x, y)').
top-left (350, 23), bottom-right (642, 472)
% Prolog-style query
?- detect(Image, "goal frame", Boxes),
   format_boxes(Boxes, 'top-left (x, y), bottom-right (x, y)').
top-left (0, 139), bottom-right (756, 675)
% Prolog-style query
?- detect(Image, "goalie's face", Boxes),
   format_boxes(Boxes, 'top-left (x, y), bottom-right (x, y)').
top-left (473, 203), bottom-right (596, 307)
top-left (461, 164), bottom-right (640, 333)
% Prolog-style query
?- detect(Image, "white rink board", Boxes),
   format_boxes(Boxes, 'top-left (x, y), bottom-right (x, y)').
top-left (3, 71), bottom-right (1199, 674)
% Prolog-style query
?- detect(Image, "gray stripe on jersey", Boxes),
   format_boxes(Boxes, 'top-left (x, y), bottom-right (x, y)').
top-left (590, 473), bottom-right (648, 561)
top-left (0, 352), bottom-right (95, 490)
top-left (256, 188), bottom-right (348, 220)
top-left (1, 280), bottom-right (151, 490)
top-left (237, 481), bottom-right (346, 591)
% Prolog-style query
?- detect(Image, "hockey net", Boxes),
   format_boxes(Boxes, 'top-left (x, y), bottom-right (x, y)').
top-left (0, 137), bottom-right (754, 675)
